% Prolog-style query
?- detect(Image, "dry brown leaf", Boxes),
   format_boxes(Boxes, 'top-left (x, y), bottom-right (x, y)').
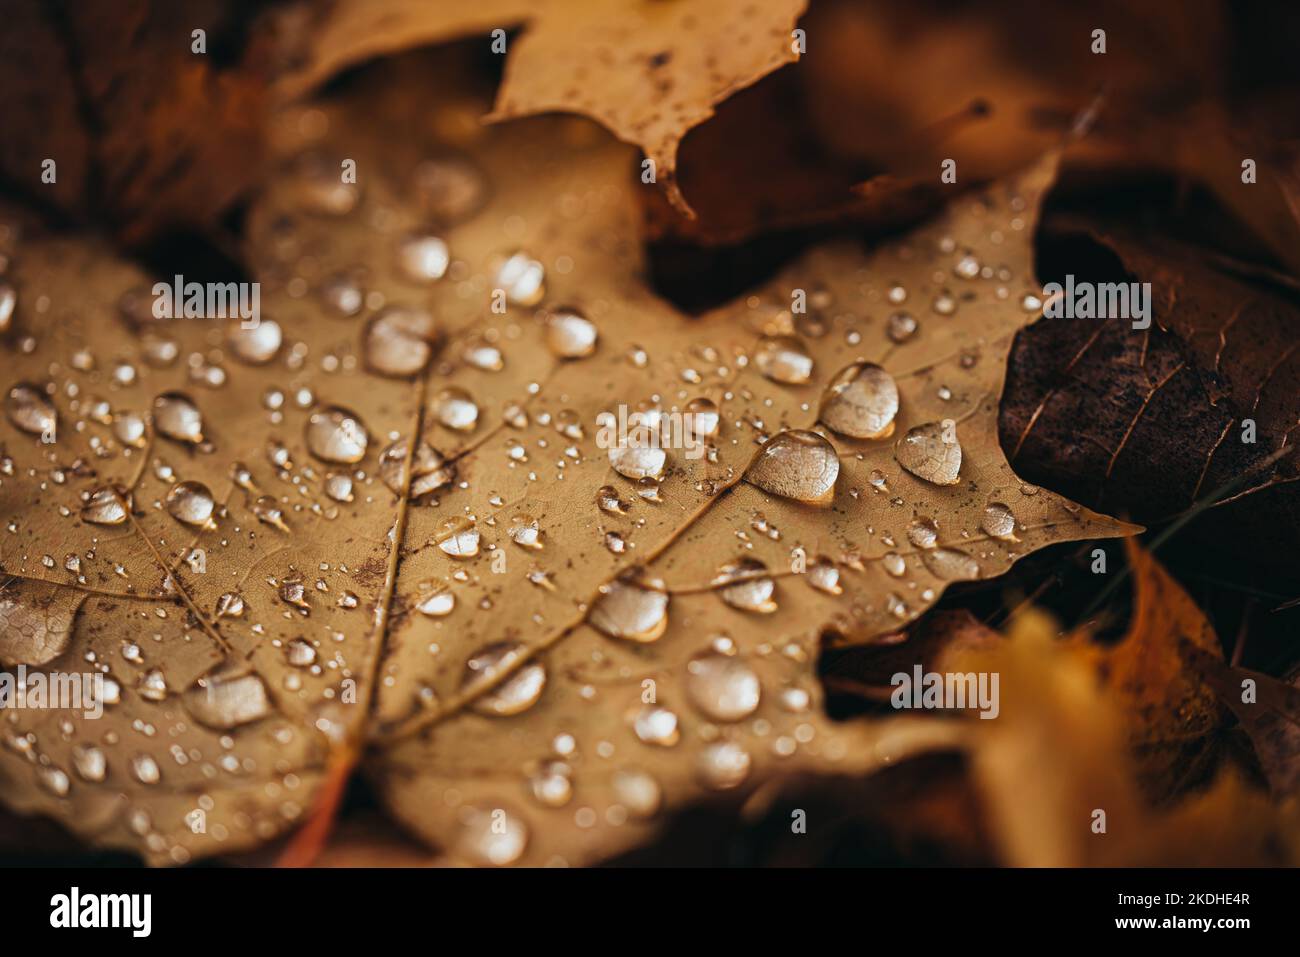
top-left (945, 548), bottom-right (1298, 866)
top-left (0, 53), bottom-right (1132, 866)
top-left (941, 624), bottom-right (1282, 867)
top-left (1188, 649), bottom-right (1300, 798)
top-left (1071, 540), bottom-right (1228, 798)
top-left (275, 0), bottom-right (807, 215)
top-left (1001, 221), bottom-right (1300, 574)
top-left (0, 0), bottom-right (270, 244)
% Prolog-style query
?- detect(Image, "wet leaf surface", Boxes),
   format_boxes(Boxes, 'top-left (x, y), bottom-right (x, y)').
top-left (0, 51), bottom-right (1136, 865)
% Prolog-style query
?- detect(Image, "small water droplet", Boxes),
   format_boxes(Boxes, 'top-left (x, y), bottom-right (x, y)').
top-left (138, 668), bottom-right (168, 701)
top-left (132, 753), bottom-right (161, 785)
top-left (437, 523), bottom-right (480, 558)
top-left (113, 411), bottom-right (147, 447)
top-left (39, 766), bottom-right (71, 796)
top-left (286, 638), bottom-right (317, 666)
top-left (0, 282), bottom-right (15, 334)
top-left (252, 496), bottom-right (289, 531)
top-left (612, 768), bottom-right (662, 818)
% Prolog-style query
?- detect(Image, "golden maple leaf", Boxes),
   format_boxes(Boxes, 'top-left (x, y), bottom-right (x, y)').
top-left (0, 52), bottom-right (1133, 866)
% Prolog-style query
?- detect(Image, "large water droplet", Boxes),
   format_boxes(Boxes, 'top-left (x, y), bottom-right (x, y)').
top-left (458, 805), bottom-right (528, 866)
top-left (153, 392), bottom-right (204, 444)
top-left (416, 587), bottom-right (455, 617)
top-left (184, 670), bottom-right (272, 729)
top-left (981, 502), bottom-right (1018, 540)
top-left (806, 556), bottom-right (842, 594)
top-left (5, 383), bottom-right (56, 437)
top-left (414, 156), bottom-right (487, 223)
top-left (0, 582), bottom-right (80, 666)
top-left (633, 705), bottom-right (680, 746)
top-left (113, 411), bottom-right (147, 447)
top-left (530, 761), bottom-right (573, 807)
top-left (379, 437), bottom-right (453, 497)
top-left (364, 306), bottom-right (439, 377)
top-left (495, 251), bottom-right (545, 306)
top-left (612, 768), bottom-right (662, 818)
top-left (508, 515), bottom-right (543, 550)
top-left (166, 480), bottom-right (216, 528)
top-left (546, 307), bottom-right (598, 358)
top-left (305, 406), bottom-right (369, 463)
top-left (697, 741), bottom-right (752, 790)
top-left (819, 362), bottom-right (899, 439)
top-left (746, 430), bottom-right (839, 505)
top-left (397, 233), bottom-right (450, 282)
top-left (437, 523), bottom-right (480, 558)
top-left (886, 311), bottom-right (918, 343)
top-left (686, 654), bottom-right (762, 721)
top-left (609, 436), bottom-right (666, 481)
top-left (434, 386), bottom-right (479, 432)
top-left (82, 485), bottom-right (130, 525)
top-left (907, 517), bottom-right (939, 549)
top-left (714, 558), bottom-right (777, 613)
top-left (921, 547), bottom-right (980, 581)
top-left (589, 574), bottom-right (669, 642)
top-left (73, 745), bottom-right (107, 783)
top-left (227, 319), bottom-right (282, 365)
top-left (0, 282), bottom-right (15, 334)
top-left (462, 642), bottom-right (547, 716)
top-left (754, 335), bottom-right (814, 384)
top-left (895, 421), bottom-right (961, 486)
